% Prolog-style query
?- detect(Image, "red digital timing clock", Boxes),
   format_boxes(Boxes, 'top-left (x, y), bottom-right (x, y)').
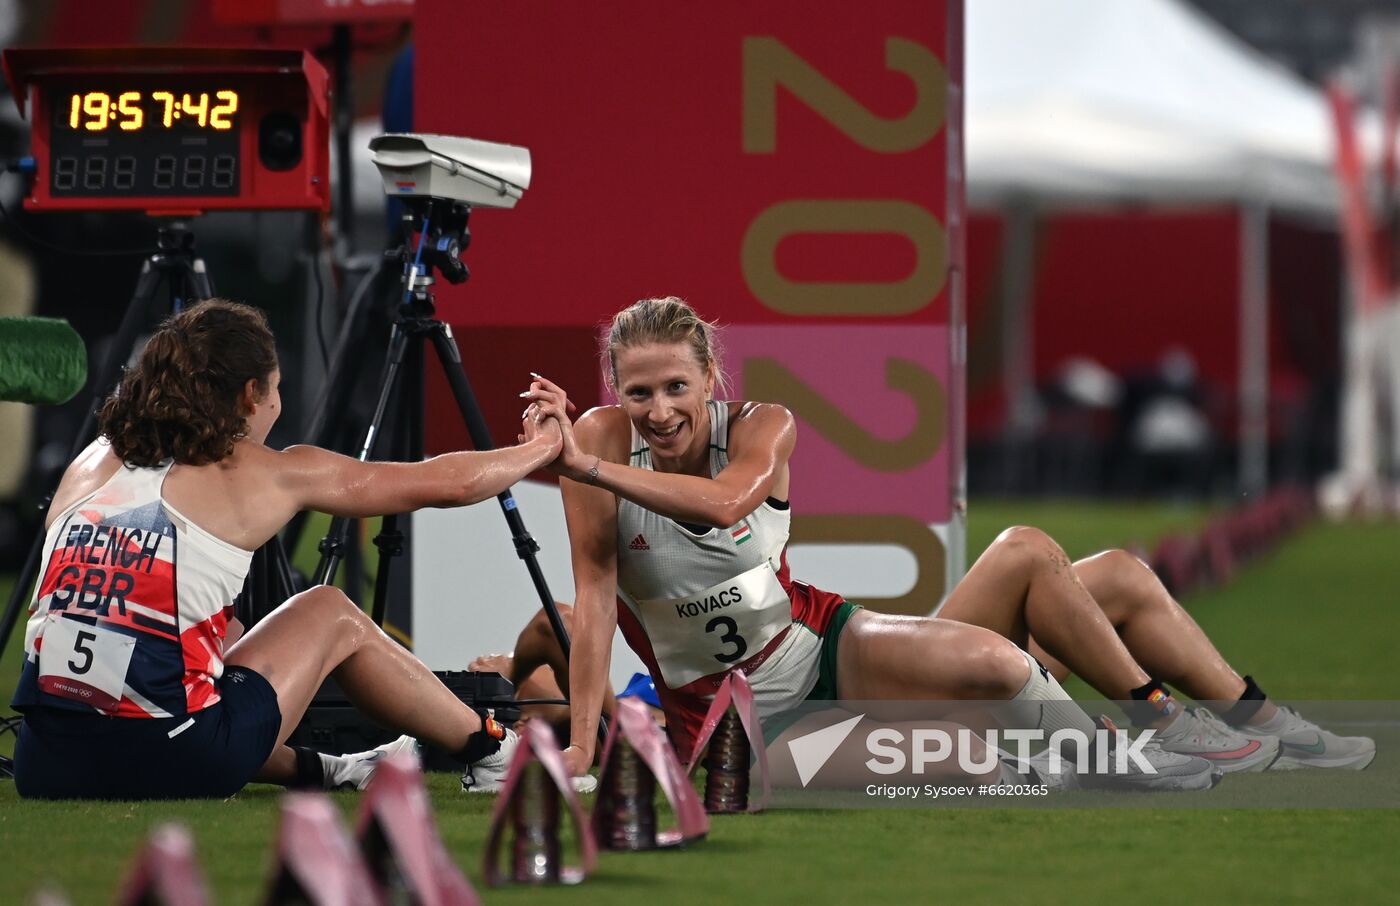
top-left (3, 47), bottom-right (331, 214)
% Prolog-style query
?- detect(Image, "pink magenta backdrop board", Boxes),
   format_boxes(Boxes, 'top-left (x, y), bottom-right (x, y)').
top-left (415, 0), bottom-right (964, 603)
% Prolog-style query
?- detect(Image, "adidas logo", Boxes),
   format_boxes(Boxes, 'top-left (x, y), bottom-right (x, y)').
top-left (629, 534), bottom-right (650, 551)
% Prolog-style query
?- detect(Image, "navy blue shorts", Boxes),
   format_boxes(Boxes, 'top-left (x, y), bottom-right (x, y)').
top-left (14, 665), bottom-right (282, 800)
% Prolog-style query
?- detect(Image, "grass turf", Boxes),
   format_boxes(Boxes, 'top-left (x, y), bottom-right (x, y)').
top-left (1, 501), bottom-right (1398, 904)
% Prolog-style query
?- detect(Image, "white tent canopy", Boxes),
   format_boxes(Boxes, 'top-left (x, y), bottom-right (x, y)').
top-left (967, 0), bottom-right (1345, 212)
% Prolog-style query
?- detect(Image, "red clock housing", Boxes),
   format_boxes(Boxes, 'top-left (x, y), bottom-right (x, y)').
top-left (3, 47), bottom-right (330, 215)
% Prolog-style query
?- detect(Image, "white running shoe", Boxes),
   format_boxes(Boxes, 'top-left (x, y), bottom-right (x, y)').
top-left (1236, 706), bottom-right (1376, 771)
top-left (1154, 708), bottom-right (1280, 774)
top-left (1021, 749), bottom-right (1079, 792)
top-left (329, 735), bottom-right (421, 791)
top-left (1074, 717), bottom-right (1222, 792)
top-left (460, 728), bottom-right (599, 794)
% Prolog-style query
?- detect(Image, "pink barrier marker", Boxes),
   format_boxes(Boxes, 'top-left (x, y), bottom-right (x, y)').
top-left (264, 793), bottom-right (379, 906)
top-left (591, 696), bottom-right (709, 849)
top-left (114, 824), bottom-right (210, 906)
top-left (685, 671), bottom-right (771, 814)
top-left (356, 754), bottom-right (482, 906)
top-left (482, 721), bottom-right (597, 886)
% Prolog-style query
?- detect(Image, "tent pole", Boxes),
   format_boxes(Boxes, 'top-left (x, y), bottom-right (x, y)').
top-left (1238, 202), bottom-right (1270, 496)
top-left (999, 198), bottom-right (1038, 492)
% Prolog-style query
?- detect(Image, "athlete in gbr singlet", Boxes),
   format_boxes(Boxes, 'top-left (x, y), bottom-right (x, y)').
top-left (12, 300), bottom-right (557, 799)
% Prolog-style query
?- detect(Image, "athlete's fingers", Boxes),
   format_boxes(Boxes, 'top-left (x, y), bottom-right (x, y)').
top-left (533, 399), bottom-right (567, 419)
top-left (519, 385), bottom-right (561, 408)
top-left (524, 386), bottom-right (572, 422)
top-left (527, 373), bottom-right (576, 412)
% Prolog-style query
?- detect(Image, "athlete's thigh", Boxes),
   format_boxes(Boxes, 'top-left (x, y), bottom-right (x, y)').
top-left (225, 586), bottom-right (358, 743)
top-left (834, 608), bottom-right (1025, 701)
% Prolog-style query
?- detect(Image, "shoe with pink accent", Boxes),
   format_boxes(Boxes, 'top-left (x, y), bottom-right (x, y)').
top-left (1153, 708), bottom-right (1280, 773)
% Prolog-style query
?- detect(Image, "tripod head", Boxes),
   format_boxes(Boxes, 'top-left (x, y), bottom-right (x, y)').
top-left (371, 131), bottom-right (529, 320)
top-left (386, 197), bottom-right (472, 319)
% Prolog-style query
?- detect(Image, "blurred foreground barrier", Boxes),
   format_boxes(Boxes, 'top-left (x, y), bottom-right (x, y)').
top-left (686, 671), bottom-right (771, 815)
top-left (263, 793), bottom-right (380, 906)
top-left (482, 721), bottom-right (596, 887)
top-left (115, 824), bottom-right (210, 906)
top-left (356, 755), bottom-right (481, 906)
top-left (592, 696), bottom-right (709, 850)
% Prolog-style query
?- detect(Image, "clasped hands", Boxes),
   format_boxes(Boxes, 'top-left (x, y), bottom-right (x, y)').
top-left (518, 372), bottom-right (596, 482)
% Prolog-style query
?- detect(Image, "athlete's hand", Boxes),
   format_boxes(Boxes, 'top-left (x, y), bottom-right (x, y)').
top-left (562, 744), bottom-right (593, 778)
top-left (520, 374), bottom-right (588, 478)
top-left (519, 401), bottom-right (564, 458)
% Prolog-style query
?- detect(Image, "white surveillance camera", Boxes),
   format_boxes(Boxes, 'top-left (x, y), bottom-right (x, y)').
top-left (369, 133), bottom-right (531, 209)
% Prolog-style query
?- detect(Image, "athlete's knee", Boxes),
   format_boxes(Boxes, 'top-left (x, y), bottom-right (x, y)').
top-left (991, 525), bottom-right (1065, 574)
top-left (1079, 549), bottom-right (1158, 614)
top-left (289, 585), bottom-right (370, 630)
top-left (525, 604), bottom-right (574, 642)
top-left (993, 525), bottom-right (1056, 556)
top-left (957, 634), bottom-right (1031, 699)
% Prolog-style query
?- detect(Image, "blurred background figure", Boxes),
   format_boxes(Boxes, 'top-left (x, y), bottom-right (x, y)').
top-left (1117, 348), bottom-right (1216, 499)
top-left (1034, 357), bottom-right (1121, 495)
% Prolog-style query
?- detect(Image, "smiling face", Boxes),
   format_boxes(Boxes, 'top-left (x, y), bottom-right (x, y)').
top-left (614, 342), bottom-right (716, 471)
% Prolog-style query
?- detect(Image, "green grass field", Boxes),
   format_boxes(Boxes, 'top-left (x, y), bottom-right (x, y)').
top-left (2, 501), bottom-right (1398, 905)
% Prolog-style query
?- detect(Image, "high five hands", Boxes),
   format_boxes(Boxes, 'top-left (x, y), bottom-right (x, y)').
top-left (519, 373), bottom-right (591, 480)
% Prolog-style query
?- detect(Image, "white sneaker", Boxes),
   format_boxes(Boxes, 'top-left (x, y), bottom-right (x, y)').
top-left (1154, 708), bottom-right (1280, 774)
top-left (329, 735), bottom-right (420, 791)
top-left (1076, 717), bottom-right (1222, 792)
top-left (461, 729), bottom-right (598, 794)
top-left (1237, 706), bottom-right (1376, 771)
top-left (1021, 749), bottom-right (1079, 792)
top-left (460, 726), bottom-right (517, 793)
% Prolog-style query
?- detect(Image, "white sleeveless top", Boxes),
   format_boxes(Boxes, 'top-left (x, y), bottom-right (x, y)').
top-left (14, 457), bottom-right (254, 718)
top-left (615, 400), bottom-right (795, 688)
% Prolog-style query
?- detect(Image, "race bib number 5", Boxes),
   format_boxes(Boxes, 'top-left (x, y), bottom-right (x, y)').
top-left (38, 613), bottom-right (135, 713)
top-left (639, 561), bottom-right (792, 688)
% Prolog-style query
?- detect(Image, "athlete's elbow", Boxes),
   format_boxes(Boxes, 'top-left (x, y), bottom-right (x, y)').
top-left (711, 500), bottom-right (749, 529)
top-left (424, 472), bottom-right (487, 508)
top-left (448, 478), bottom-right (495, 507)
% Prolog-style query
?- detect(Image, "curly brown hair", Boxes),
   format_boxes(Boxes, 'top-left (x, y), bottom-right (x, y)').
top-left (98, 299), bottom-right (278, 467)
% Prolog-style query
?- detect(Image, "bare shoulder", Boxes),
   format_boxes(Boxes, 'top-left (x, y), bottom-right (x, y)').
top-left (574, 406), bottom-right (633, 463)
top-left (267, 442), bottom-right (329, 468)
top-left (47, 439), bottom-right (124, 526)
top-left (258, 443), bottom-right (343, 488)
top-left (727, 401), bottom-right (795, 440)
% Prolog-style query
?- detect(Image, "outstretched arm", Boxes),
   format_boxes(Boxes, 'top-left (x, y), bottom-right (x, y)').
top-left (273, 426), bottom-right (561, 519)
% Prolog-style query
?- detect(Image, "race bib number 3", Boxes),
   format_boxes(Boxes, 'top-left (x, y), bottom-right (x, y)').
top-left (639, 561), bottom-right (792, 688)
top-left (38, 613), bottom-right (135, 713)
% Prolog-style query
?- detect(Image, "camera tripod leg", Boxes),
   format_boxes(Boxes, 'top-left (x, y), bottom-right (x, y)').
top-left (370, 515), bottom-right (405, 628)
top-left (312, 322), bottom-right (413, 587)
top-left (423, 324), bottom-right (575, 661)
